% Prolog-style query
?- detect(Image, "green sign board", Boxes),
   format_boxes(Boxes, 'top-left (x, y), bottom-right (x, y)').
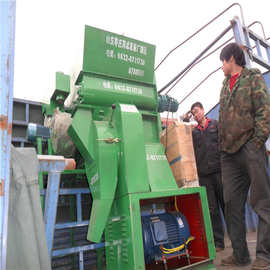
top-left (83, 25), bottom-right (156, 84)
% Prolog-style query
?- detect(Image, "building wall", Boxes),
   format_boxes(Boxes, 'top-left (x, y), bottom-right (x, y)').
top-left (12, 98), bottom-right (43, 147)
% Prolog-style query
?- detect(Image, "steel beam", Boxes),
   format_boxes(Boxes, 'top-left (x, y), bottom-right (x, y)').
top-left (38, 155), bottom-right (75, 256)
top-left (0, 1), bottom-right (16, 269)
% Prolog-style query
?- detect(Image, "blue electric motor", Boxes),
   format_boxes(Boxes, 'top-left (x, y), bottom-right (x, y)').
top-left (27, 123), bottom-right (51, 142)
top-left (158, 95), bottom-right (179, 113)
top-left (141, 212), bottom-right (192, 263)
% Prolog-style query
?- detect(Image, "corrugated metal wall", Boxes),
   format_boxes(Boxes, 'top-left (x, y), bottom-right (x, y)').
top-left (206, 71), bottom-right (270, 232)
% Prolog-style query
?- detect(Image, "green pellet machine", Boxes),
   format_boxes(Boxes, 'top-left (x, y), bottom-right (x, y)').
top-left (45, 25), bottom-right (216, 270)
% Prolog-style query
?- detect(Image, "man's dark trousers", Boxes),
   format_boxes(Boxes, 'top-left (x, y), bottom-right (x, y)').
top-left (199, 172), bottom-right (225, 249)
top-left (221, 141), bottom-right (270, 265)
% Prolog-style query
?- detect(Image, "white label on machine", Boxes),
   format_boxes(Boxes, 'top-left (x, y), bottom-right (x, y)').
top-left (178, 218), bottom-right (184, 228)
top-left (90, 173), bottom-right (99, 185)
top-left (120, 104), bottom-right (138, 113)
top-left (111, 216), bottom-right (121, 222)
top-left (146, 154), bottom-right (167, 161)
top-left (102, 80), bottom-right (143, 95)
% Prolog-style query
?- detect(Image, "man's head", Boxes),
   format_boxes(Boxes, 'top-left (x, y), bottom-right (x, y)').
top-left (220, 43), bottom-right (246, 76)
top-left (191, 102), bottom-right (205, 124)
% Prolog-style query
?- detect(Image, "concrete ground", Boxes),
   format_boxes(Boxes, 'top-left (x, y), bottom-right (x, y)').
top-left (214, 231), bottom-right (257, 270)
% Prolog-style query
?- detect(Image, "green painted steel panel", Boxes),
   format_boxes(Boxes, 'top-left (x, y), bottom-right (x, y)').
top-left (79, 74), bottom-right (158, 110)
top-left (83, 25), bottom-right (156, 84)
top-left (69, 108), bottom-right (119, 243)
top-left (68, 107), bottom-right (93, 165)
top-left (114, 103), bottom-right (150, 196)
top-left (64, 24), bottom-right (217, 270)
top-left (51, 72), bottom-right (70, 107)
top-left (105, 194), bottom-right (146, 270)
top-left (105, 188), bottom-right (216, 270)
top-left (55, 72), bottom-right (70, 94)
top-left (145, 143), bottom-right (178, 191)
top-left (141, 114), bottom-right (159, 143)
top-left (86, 122), bottom-right (119, 242)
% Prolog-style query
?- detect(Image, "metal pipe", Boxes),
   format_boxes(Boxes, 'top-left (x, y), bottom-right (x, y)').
top-left (158, 25), bottom-right (232, 94)
top-left (155, 2), bottom-right (245, 70)
top-left (0, 1), bottom-right (16, 269)
top-left (164, 20), bottom-right (264, 95)
top-left (174, 22), bottom-right (269, 105)
top-left (248, 21), bottom-right (267, 40)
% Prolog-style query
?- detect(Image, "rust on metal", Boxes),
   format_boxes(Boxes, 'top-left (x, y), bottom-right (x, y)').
top-left (0, 115), bottom-right (8, 130)
top-left (8, 123), bottom-right (12, 135)
top-left (6, 55), bottom-right (10, 84)
top-left (0, 180), bottom-right (4, 196)
top-left (64, 159), bottom-right (76, 170)
top-left (37, 155), bottom-right (76, 171)
top-left (0, 115), bottom-right (12, 135)
top-left (6, 55), bottom-right (9, 71)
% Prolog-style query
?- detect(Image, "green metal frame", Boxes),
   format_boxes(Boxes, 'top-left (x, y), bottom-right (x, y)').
top-left (105, 188), bottom-right (215, 270)
top-left (44, 25), bottom-right (216, 270)
top-left (37, 137), bottom-right (53, 210)
top-left (42, 72), bottom-right (70, 116)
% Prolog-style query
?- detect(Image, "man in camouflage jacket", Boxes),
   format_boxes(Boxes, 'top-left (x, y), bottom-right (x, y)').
top-left (219, 43), bottom-right (270, 270)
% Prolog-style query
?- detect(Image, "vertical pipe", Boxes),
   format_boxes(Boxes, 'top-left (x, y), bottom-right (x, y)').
top-left (25, 103), bottom-right (29, 123)
top-left (79, 251), bottom-right (84, 270)
top-left (0, 1), bottom-right (16, 269)
top-left (47, 138), bottom-right (53, 155)
top-left (44, 172), bottom-right (61, 257)
top-left (68, 177), bottom-right (76, 269)
top-left (231, 16), bottom-right (251, 68)
top-left (266, 47), bottom-right (270, 63)
top-left (37, 137), bottom-right (42, 154)
top-left (76, 193), bottom-right (82, 222)
top-left (255, 39), bottom-right (262, 58)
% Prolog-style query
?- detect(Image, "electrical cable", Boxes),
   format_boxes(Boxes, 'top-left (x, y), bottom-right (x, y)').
top-left (248, 21), bottom-right (266, 40)
top-left (174, 196), bottom-right (179, 212)
top-left (158, 25), bottom-right (232, 94)
top-left (160, 236), bottom-right (195, 254)
top-left (165, 98), bottom-right (172, 154)
top-left (155, 3), bottom-right (245, 71)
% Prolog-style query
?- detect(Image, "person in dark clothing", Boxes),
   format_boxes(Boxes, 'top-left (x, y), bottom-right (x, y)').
top-left (191, 102), bottom-right (225, 252)
top-left (219, 43), bottom-right (270, 269)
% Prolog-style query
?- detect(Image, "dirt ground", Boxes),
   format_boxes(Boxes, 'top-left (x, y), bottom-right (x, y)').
top-left (214, 231), bottom-right (257, 270)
